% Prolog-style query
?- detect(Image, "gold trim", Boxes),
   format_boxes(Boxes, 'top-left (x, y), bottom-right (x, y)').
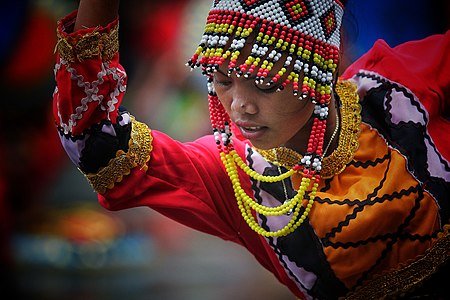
top-left (84, 117), bottom-right (153, 194)
top-left (343, 224), bottom-right (450, 299)
top-left (56, 24), bottom-right (119, 63)
top-left (255, 80), bottom-right (361, 178)
top-left (325, 80), bottom-right (361, 178)
top-left (256, 146), bottom-right (302, 168)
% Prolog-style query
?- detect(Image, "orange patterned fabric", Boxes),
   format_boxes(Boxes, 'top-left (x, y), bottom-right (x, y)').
top-left (306, 123), bottom-right (440, 288)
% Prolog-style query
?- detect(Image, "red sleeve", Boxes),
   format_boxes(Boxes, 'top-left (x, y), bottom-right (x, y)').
top-left (53, 11), bottom-right (125, 136)
top-left (342, 30), bottom-right (450, 161)
top-left (99, 132), bottom-right (247, 242)
top-left (343, 31), bottom-right (450, 119)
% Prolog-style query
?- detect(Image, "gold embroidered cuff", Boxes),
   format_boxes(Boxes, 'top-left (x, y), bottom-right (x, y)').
top-left (84, 117), bottom-right (153, 194)
top-left (56, 22), bottom-right (119, 63)
top-left (343, 224), bottom-right (450, 300)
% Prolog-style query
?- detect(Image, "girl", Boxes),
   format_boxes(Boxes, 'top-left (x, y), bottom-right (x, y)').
top-left (53, 0), bottom-right (449, 298)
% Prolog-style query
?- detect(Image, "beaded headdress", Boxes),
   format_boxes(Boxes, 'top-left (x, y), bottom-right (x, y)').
top-left (187, 0), bottom-right (345, 237)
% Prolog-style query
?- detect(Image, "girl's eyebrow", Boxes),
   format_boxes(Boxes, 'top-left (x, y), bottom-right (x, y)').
top-left (216, 67), bottom-right (259, 81)
top-left (216, 69), bottom-right (228, 77)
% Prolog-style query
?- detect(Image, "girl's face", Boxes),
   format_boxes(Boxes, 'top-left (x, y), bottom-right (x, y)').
top-left (213, 67), bottom-right (315, 152)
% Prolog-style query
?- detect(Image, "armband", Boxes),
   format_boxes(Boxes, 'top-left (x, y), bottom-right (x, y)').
top-left (55, 12), bottom-right (119, 64)
top-left (84, 117), bottom-right (153, 194)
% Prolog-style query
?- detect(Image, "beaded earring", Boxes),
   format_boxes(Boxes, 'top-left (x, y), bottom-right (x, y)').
top-left (188, 0), bottom-right (344, 237)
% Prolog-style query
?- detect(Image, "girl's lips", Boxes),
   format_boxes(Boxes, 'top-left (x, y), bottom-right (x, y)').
top-left (238, 125), bottom-right (268, 140)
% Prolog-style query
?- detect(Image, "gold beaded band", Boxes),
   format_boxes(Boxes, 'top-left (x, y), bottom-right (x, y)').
top-left (84, 117), bottom-right (153, 194)
top-left (56, 23), bottom-right (119, 63)
top-left (324, 80), bottom-right (361, 178)
top-left (255, 80), bottom-right (361, 178)
top-left (344, 223), bottom-right (450, 299)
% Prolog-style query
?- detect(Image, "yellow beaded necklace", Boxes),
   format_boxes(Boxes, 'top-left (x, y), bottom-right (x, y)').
top-left (221, 80), bottom-right (361, 237)
top-left (221, 150), bottom-right (317, 237)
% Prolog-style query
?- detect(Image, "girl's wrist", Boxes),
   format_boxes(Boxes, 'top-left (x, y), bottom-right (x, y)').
top-left (74, 0), bottom-right (119, 31)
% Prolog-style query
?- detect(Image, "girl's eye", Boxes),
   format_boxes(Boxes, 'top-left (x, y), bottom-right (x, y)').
top-left (254, 82), bottom-right (280, 94)
top-left (213, 75), bottom-right (232, 87)
top-left (215, 80), bottom-right (231, 86)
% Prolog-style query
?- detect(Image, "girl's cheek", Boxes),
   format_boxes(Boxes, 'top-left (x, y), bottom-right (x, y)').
top-left (218, 96), bottom-right (229, 109)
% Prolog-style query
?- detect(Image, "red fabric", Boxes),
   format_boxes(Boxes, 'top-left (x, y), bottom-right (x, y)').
top-left (53, 56), bottom-right (125, 135)
top-left (343, 31), bottom-right (450, 161)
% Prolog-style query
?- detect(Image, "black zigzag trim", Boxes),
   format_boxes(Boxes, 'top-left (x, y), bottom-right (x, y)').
top-left (356, 72), bottom-right (429, 124)
top-left (249, 150), bottom-right (349, 298)
top-left (323, 151), bottom-right (391, 241)
top-left (383, 88), bottom-right (433, 177)
top-left (348, 152), bottom-right (390, 168)
top-left (355, 71), bottom-right (450, 226)
top-left (318, 184), bottom-right (420, 208)
top-left (320, 177), bottom-right (333, 193)
top-left (385, 83), bottom-right (429, 124)
top-left (322, 184), bottom-right (421, 248)
top-left (355, 188), bottom-right (426, 287)
top-left (385, 91), bottom-right (428, 131)
top-left (424, 134), bottom-right (450, 172)
top-left (326, 230), bottom-right (436, 249)
top-left (357, 70), bottom-right (450, 172)
top-left (318, 151), bottom-right (389, 191)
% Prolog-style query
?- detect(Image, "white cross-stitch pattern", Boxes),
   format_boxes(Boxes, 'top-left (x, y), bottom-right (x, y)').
top-left (54, 59), bottom-right (127, 135)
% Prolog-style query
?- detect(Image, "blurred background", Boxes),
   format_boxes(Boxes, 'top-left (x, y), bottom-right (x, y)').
top-left (0, 0), bottom-right (448, 299)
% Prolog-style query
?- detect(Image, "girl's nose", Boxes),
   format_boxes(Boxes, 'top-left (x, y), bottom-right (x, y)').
top-left (230, 90), bottom-right (258, 115)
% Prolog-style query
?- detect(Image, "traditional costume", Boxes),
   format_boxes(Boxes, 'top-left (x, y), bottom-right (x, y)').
top-left (53, 1), bottom-right (449, 299)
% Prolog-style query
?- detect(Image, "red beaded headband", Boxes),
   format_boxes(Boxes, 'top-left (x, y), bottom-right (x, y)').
top-left (188, 0), bottom-right (343, 96)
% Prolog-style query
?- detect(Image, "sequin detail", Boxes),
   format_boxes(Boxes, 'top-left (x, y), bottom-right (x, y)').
top-left (56, 23), bottom-right (119, 63)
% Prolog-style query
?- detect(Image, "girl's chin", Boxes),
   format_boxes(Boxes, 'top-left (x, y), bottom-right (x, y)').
top-left (248, 140), bottom-right (280, 150)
